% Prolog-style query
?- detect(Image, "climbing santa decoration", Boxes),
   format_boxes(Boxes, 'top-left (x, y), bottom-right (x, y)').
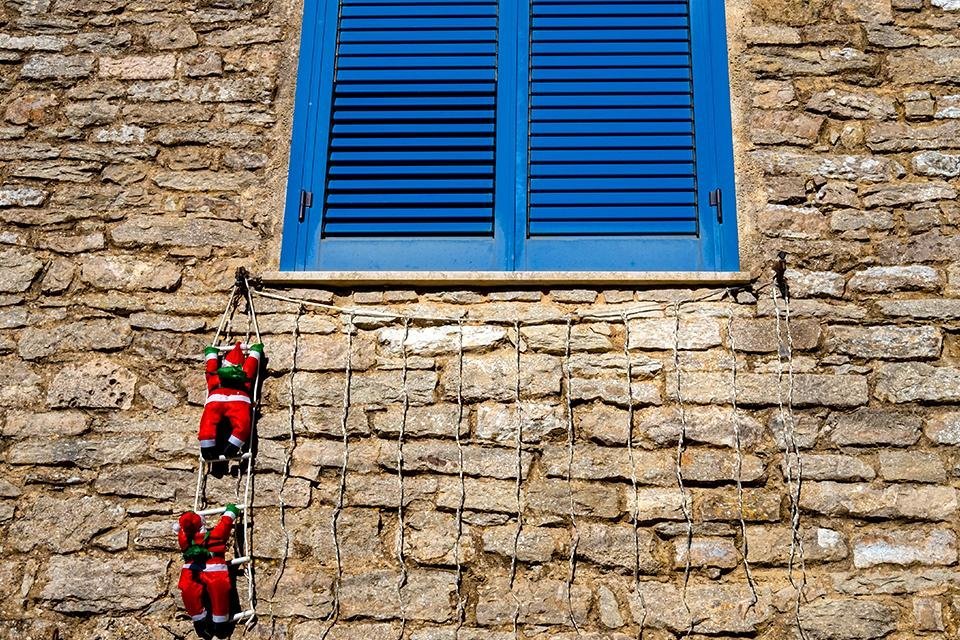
top-left (199, 341), bottom-right (264, 460)
top-left (175, 504), bottom-right (241, 639)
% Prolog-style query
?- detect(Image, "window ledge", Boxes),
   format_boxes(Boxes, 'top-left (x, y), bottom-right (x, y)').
top-left (261, 271), bottom-right (753, 287)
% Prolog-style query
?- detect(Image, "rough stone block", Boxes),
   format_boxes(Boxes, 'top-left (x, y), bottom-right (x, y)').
top-left (727, 317), bottom-right (821, 352)
top-left (746, 526), bottom-right (848, 565)
top-left (878, 450), bottom-right (946, 483)
top-left (848, 265), bottom-right (942, 292)
top-left (577, 523), bottom-right (659, 572)
top-left (853, 528), bottom-right (957, 568)
top-left (9, 495), bottom-right (124, 553)
top-left (876, 363), bottom-right (960, 403)
top-left (39, 555), bottom-right (169, 613)
top-left (99, 55), bottom-right (177, 80)
top-left (476, 577), bottom-right (591, 626)
top-left (339, 570), bottom-right (457, 623)
top-left (481, 524), bottom-right (562, 563)
top-left (46, 358), bottom-right (137, 410)
top-left (925, 411), bottom-right (960, 444)
top-left (828, 325), bottom-right (941, 359)
top-left (798, 454), bottom-right (876, 481)
top-left (801, 482), bottom-right (957, 520)
top-left (475, 402), bottom-right (563, 443)
top-left (673, 536), bottom-right (738, 569)
top-left (378, 325), bottom-right (507, 356)
top-left (676, 373), bottom-right (869, 408)
top-left (799, 599), bottom-right (897, 640)
top-left (628, 318), bottom-right (722, 350)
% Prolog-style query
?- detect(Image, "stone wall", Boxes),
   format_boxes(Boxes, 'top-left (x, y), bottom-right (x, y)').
top-left (3, 0), bottom-right (960, 638)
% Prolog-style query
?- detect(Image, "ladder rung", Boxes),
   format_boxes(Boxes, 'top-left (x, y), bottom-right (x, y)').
top-left (201, 452), bottom-right (252, 463)
top-left (196, 504), bottom-right (248, 517)
top-left (230, 556), bottom-right (251, 566)
top-left (213, 343), bottom-right (251, 352)
top-left (232, 610), bottom-right (255, 622)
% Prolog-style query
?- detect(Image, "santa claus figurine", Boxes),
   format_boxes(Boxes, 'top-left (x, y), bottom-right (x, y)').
top-left (175, 504), bottom-right (240, 638)
top-left (199, 342), bottom-right (264, 460)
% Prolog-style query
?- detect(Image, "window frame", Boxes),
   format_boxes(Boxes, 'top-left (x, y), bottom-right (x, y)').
top-left (280, 0), bottom-right (740, 273)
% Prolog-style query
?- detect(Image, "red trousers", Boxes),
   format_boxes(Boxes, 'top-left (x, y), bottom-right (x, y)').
top-left (178, 566), bottom-right (231, 623)
top-left (198, 399), bottom-right (251, 450)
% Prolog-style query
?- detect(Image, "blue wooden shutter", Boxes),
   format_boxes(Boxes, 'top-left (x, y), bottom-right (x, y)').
top-left (324, 0), bottom-right (499, 237)
top-left (516, 0), bottom-right (739, 270)
top-left (281, 0), bottom-right (517, 270)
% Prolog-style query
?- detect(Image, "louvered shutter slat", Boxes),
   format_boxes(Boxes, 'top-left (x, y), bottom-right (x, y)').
top-left (527, 0), bottom-right (700, 238)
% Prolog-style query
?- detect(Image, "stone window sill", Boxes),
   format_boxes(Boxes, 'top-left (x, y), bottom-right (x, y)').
top-left (261, 271), bottom-right (753, 287)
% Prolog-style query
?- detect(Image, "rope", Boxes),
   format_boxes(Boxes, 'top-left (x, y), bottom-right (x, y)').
top-left (509, 319), bottom-right (523, 640)
top-left (320, 314), bottom-right (354, 640)
top-left (773, 283), bottom-right (808, 639)
top-left (672, 302), bottom-right (694, 636)
top-left (726, 310), bottom-right (758, 607)
top-left (250, 286), bottom-right (744, 328)
top-left (453, 319), bottom-right (468, 639)
top-left (562, 319), bottom-right (582, 637)
top-left (622, 314), bottom-right (646, 638)
top-left (395, 318), bottom-right (411, 640)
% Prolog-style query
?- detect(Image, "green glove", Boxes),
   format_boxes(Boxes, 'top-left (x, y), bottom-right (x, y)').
top-left (224, 503), bottom-right (240, 518)
top-left (204, 346), bottom-right (219, 356)
top-left (249, 343), bottom-right (264, 355)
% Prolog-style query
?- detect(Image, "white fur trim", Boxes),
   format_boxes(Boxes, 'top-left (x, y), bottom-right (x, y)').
top-left (172, 523), bottom-right (181, 534)
top-left (182, 563), bottom-right (227, 572)
top-left (205, 352), bottom-right (219, 361)
top-left (204, 394), bottom-right (251, 405)
top-left (211, 614), bottom-right (229, 623)
top-left (191, 611), bottom-right (208, 621)
top-left (228, 435), bottom-right (245, 448)
top-left (200, 439), bottom-right (217, 448)
top-left (247, 350), bottom-right (261, 361)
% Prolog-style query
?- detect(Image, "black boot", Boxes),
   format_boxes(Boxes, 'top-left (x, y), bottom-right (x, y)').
top-left (201, 446), bottom-right (219, 461)
top-left (212, 621), bottom-right (231, 639)
top-left (221, 443), bottom-right (242, 459)
top-left (193, 620), bottom-right (213, 639)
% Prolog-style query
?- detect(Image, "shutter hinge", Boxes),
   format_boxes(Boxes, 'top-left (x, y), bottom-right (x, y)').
top-left (709, 188), bottom-right (723, 224)
top-left (298, 190), bottom-right (313, 223)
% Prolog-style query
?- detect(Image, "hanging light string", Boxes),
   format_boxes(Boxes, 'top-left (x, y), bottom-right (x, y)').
top-left (510, 319), bottom-right (524, 640)
top-left (562, 320), bottom-right (582, 637)
top-left (726, 310), bottom-right (759, 608)
top-left (249, 286), bottom-right (754, 327)
top-left (672, 301), bottom-right (695, 637)
top-left (319, 313), bottom-right (355, 640)
top-left (621, 314), bottom-right (647, 638)
top-left (773, 283), bottom-right (808, 640)
top-left (395, 318), bottom-right (411, 640)
top-left (453, 319), bottom-right (468, 639)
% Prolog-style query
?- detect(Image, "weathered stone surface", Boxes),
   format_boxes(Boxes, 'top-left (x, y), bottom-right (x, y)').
top-left (746, 526), bottom-right (848, 565)
top-left (579, 523), bottom-right (659, 572)
top-left (0, 248), bottom-right (42, 293)
top-left (751, 110), bottom-right (825, 145)
top-left (445, 353), bottom-right (559, 402)
top-left (628, 318), bottom-right (722, 350)
top-left (838, 0), bottom-right (893, 22)
top-left (7, 436), bottom-right (145, 467)
top-left (828, 325), bottom-right (941, 359)
top-left (100, 55), bottom-right (177, 80)
top-left (677, 373), bottom-right (868, 408)
top-left (728, 317), bottom-right (821, 352)
top-left (889, 47), bottom-right (960, 85)
top-left (876, 363), bottom-right (960, 403)
top-left (628, 582), bottom-right (769, 634)
top-left (878, 299), bottom-right (960, 320)
top-left (78, 255), bottom-right (181, 291)
top-left (542, 443), bottom-right (673, 484)
top-left (339, 570), bottom-right (457, 622)
top-left (925, 411), bottom-right (960, 444)
top-left (18, 319), bottom-right (133, 360)
top-left (878, 450), bottom-right (946, 483)
top-left (799, 454), bottom-right (876, 481)
top-left (750, 150), bottom-right (905, 182)
top-left (0, 185), bottom-right (46, 206)
top-left (914, 597), bottom-right (944, 632)
top-left (378, 325), bottom-right (506, 356)
top-left (39, 556), bottom-right (169, 613)
top-left (521, 323), bottom-right (613, 353)
top-left (695, 488), bottom-right (782, 522)
top-left (380, 439), bottom-right (532, 480)
top-left (799, 599), bottom-right (897, 640)
top-left (637, 406), bottom-right (764, 449)
top-left (372, 404), bottom-right (464, 439)
top-left (476, 577), bottom-right (591, 626)
top-left (110, 217), bottom-right (259, 249)
top-left (93, 465), bottom-right (193, 500)
top-left (807, 89), bottom-right (896, 119)
top-left (481, 524), bottom-right (562, 563)
top-left (475, 402), bottom-right (563, 443)
top-left (867, 121), bottom-right (960, 152)
top-left (853, 528), bottom-right (957, 568)
top-left (21, 54), bottom-right (94, 79)
top-left (674, 536), bottom-right (738, 569)
top-left (869, 184), bottom-right (957, 213)
top-left (913, 151), bottom-right (960, 178)
top-left (47, 359), bottom-right (137, 410)
top-left (9, 495), bottom-right (124, 553)
top-left (849, 266), bottom-right (941, 293)
top-left (1, 410), bottom-right (88, 437)
top-left (527, 479), bottom-right (624, 519)
top-left (801, 482), bottom-right (957, 520)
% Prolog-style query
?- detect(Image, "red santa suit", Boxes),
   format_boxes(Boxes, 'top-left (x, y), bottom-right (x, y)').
top-left (198, 342), bottom-right (262, 459)
top-left (175, 506), bottom-right (239, 626)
